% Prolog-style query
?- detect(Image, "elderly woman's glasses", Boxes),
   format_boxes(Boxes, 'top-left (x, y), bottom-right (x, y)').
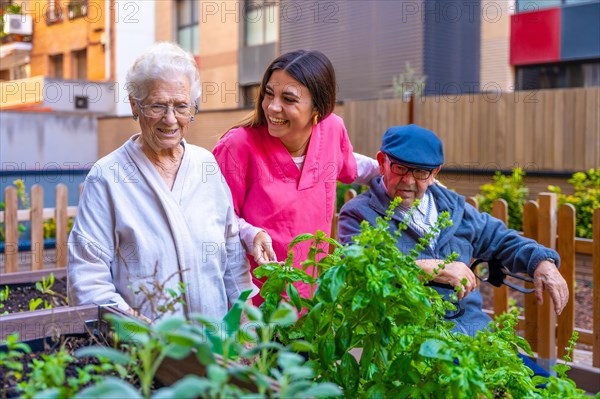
top-left (385, 155), bottom-right (433, 180)
top-left (136, 100), bottom-right (196, 119)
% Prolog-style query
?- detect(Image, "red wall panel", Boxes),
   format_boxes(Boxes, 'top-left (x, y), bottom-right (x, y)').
top-left (510, 8), bottom-right (561, 66)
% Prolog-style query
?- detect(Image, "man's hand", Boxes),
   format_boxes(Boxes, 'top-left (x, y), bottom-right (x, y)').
top-left (253, 231), bottom-right (277, 265)
top-left (415, 260), bottom-right (477, 300)
top-left (533, 260), bottom-right (569, 315)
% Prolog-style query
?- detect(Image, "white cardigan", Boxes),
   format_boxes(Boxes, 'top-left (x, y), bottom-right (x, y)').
top-left (68, 135), bottom-right (257, 320)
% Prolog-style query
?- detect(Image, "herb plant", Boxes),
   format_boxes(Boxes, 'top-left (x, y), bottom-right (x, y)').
top-left (256, 200), bottom-right (591, 398)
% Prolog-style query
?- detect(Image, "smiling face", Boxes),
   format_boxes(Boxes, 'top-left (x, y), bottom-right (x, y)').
top-left (130, 78), bottom-right (192, 155)
top-left (261, 69), bottom-right (317, 150)
top-left (376, 151), bottom-right (440, 207)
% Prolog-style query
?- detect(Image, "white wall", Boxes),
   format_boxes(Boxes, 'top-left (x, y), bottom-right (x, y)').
top-left (114, 0), bottom-right (156, 116)
top-left (0, 112), bottom-right (98, 170)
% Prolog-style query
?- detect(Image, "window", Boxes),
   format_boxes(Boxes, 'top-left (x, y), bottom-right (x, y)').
top-left (242, 84), bottom-right (260, 108)
top-left (516, 60), bottom-right (600, 90)
top-left (49, 54), bottom-right (63, 79)
top-left (176, 0), bottom-right (199, 55)
top-left (244, 1), bottom-right (278, 46)
top-left (72, 49), bottom-right (87, 80)
top-left (46, 0), bottom-right (63, 24)
top-left (67, 0), bottom-right (88, 20)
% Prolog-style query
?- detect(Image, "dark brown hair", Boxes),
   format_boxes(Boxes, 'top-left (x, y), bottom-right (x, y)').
top-left (233, 49), bottom-right (336, 129)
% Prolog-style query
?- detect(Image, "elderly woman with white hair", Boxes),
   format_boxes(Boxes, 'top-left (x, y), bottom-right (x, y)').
top-left (68, 42), bottom-right (257, 321)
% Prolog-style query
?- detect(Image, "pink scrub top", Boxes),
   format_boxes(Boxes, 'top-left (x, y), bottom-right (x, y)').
top-left (213, 113), bottom-right (358, 301)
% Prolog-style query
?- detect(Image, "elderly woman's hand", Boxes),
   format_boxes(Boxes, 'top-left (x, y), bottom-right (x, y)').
top-left (253, 231), bottom-right (278, 265)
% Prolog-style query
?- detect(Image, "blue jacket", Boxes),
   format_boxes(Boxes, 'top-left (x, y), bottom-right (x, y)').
top-left (338, 177), bottom-right (560, 336)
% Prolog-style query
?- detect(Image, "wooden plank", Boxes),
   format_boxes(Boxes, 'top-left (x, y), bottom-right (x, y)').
top-left (563, 89), bottom-right (575, 171)
top-left (584, 87), bottom-right (598, 169)
top-left (492, 199), bottom-right (509, 316)
top-left (575, 238), bottom-right (594, 255)
top-left (0, 268), bottom-right (67, 285)
top-left (573, 88), bottom-right (587, 171)
top-left (593, 207), bottom-right (600, 368)
top-left (4, 187), bottom-right (18, 274)
top-left (30, 185), bottom-right (44, 271)
top-left (552, 89), bottom-right (564, 170)
top-left (565, 361), bottom-right (600, 395)
top-left (537, 193), bottom-right (558, 364)
top-left (466, 197), bottom-right (478, 210)
top-left (0, 304), bottom-right (98, 342)
top-left (55, 184), bottom-right (68, 268)
top-left (522, 200), bottom-right (539, 351)
top-left (556, 204), bottom-right (575, 358)
top-left (0, 207), bottom-right (77, 223)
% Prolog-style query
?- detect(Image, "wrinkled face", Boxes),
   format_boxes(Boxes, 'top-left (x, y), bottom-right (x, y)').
top-left (261, 69), bottom-right (317, 143)
top-left (130, 78), bottom-right (192, 153)
top-left (376, 151), bottom-right (440, 207)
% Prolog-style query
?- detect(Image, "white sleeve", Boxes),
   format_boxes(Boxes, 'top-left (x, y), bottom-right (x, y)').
top-left (238, 216), bottom-right (265, 253)
top-left (353, 152), bottom-right (380, 185)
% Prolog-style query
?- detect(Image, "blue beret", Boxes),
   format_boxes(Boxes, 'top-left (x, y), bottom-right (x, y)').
top-left (380, 124), bottom-right (444, 169)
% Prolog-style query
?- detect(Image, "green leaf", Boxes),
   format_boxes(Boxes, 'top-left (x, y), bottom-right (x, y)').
top-left (340, 352), bottom-right (359, 392)
top-left (270, 302), bottom-right (297, 327)
top-left (288, 233), bottom-right (315, 250)
top-left (154, 316), bottom-right (186, 333)
top-left (207, 364), bottom-right (229, 384)
top-left (318, 335), bottom-right (336, 365)
top-left (287, 283), bottom-right (303, 312)
top-left (419, 339), bottom-right (452, 361)
top-left (292, 382), bottom-right (342, 398)
top-left (222, 290), bottom-right (252, 338)
top-left (74, 346), bottom-right (131, 365)
top-left (73, 377), bottom-right (143, 399)
top-left (152, 375), bottom-right (212, 399)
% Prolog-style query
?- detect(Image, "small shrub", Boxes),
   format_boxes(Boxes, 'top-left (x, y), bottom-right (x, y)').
top-left (476, 168), bottom-right (528, 231)
top-left (548, 168), bottom-right (600, 239)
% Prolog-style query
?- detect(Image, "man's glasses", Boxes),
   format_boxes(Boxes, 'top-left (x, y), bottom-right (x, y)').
top-left (385, 155), bottom-right (433, 181)
top-left (136, 100), bottom-right (196, 119)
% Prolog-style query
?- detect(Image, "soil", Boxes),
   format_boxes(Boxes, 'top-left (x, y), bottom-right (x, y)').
top-left (0, 333), bottom-right (114, 398)
top-left (0, 277), bottom-right (69, 314)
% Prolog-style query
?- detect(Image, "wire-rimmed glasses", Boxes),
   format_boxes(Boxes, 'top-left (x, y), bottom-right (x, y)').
top-left (136, 100), bottom-right (196, 119)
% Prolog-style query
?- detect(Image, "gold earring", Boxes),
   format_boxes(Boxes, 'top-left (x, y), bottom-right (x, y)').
top-left (313, 114), bottom-right (319, 125)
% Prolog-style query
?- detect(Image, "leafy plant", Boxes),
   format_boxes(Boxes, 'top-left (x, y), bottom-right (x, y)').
top-left (476, 167), bottom-right (528, 231)
top-left (392, 61), bottom-right (427, 98)
top-left (256, 199), bottom-right (590, 397)
top-left (0, 333), bottom-right (31, 399)
top-left (548, 168), bottom-right (600, 239)
top-left (0, 285), bottom-right (9, 313)
top-left (73, 291), bottom-right (340, 398)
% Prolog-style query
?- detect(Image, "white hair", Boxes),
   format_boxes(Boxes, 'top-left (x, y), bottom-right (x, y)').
top-left (125, 42), bottom-right (201, 103)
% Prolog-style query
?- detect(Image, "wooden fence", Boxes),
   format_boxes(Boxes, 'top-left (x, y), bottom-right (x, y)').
top-left (1, 184), bottom-right (77, 273)
top-left (2, 185), bottom-right (599, 372)
top-left (465, 194), bottom-right (600, 370)
top-left (344, 87), bottom-right (600, 172)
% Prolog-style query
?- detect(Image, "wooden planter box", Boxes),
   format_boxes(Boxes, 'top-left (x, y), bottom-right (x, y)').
top-left (0, 298), bottom-right (279, 394)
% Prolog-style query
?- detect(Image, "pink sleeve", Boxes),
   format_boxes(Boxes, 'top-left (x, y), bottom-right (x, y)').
top-left (337, 119), bottom-right (358, 184)
top-left (213, 131), bottom-right (248, 216)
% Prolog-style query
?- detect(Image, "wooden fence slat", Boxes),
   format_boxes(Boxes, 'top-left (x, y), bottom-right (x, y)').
top-left (30, 185), bottom-right (44, 271)
top-left (523, 200), bottom-right (539, 351)
top-left (537, 193), bottom-right (558, 365)
top-left (556, 204), bottom-right (576, 358)
top-left (3, 187), bottom-right (19, 274)
top-left (55, 184), bottom-right (68, 268)
top-left (466, 197), bottom-right (478, 210)
top-left (492, 199), bottom-right (509, 316)
top-left (593, 207), bottom-right (600, 368)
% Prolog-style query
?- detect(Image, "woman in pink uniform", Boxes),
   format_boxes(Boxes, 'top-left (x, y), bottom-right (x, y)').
top-left (213, 50), bottom-right (377, 302)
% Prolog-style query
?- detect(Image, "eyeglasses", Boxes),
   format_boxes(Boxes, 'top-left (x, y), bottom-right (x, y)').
top-left (385, 155), bottom-right (433, 181)
top-left (136, 100), bottom-right (196, 119)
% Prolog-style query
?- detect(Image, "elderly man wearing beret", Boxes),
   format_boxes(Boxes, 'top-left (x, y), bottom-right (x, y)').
top-left (338, 124), bottom-right (569, 337)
